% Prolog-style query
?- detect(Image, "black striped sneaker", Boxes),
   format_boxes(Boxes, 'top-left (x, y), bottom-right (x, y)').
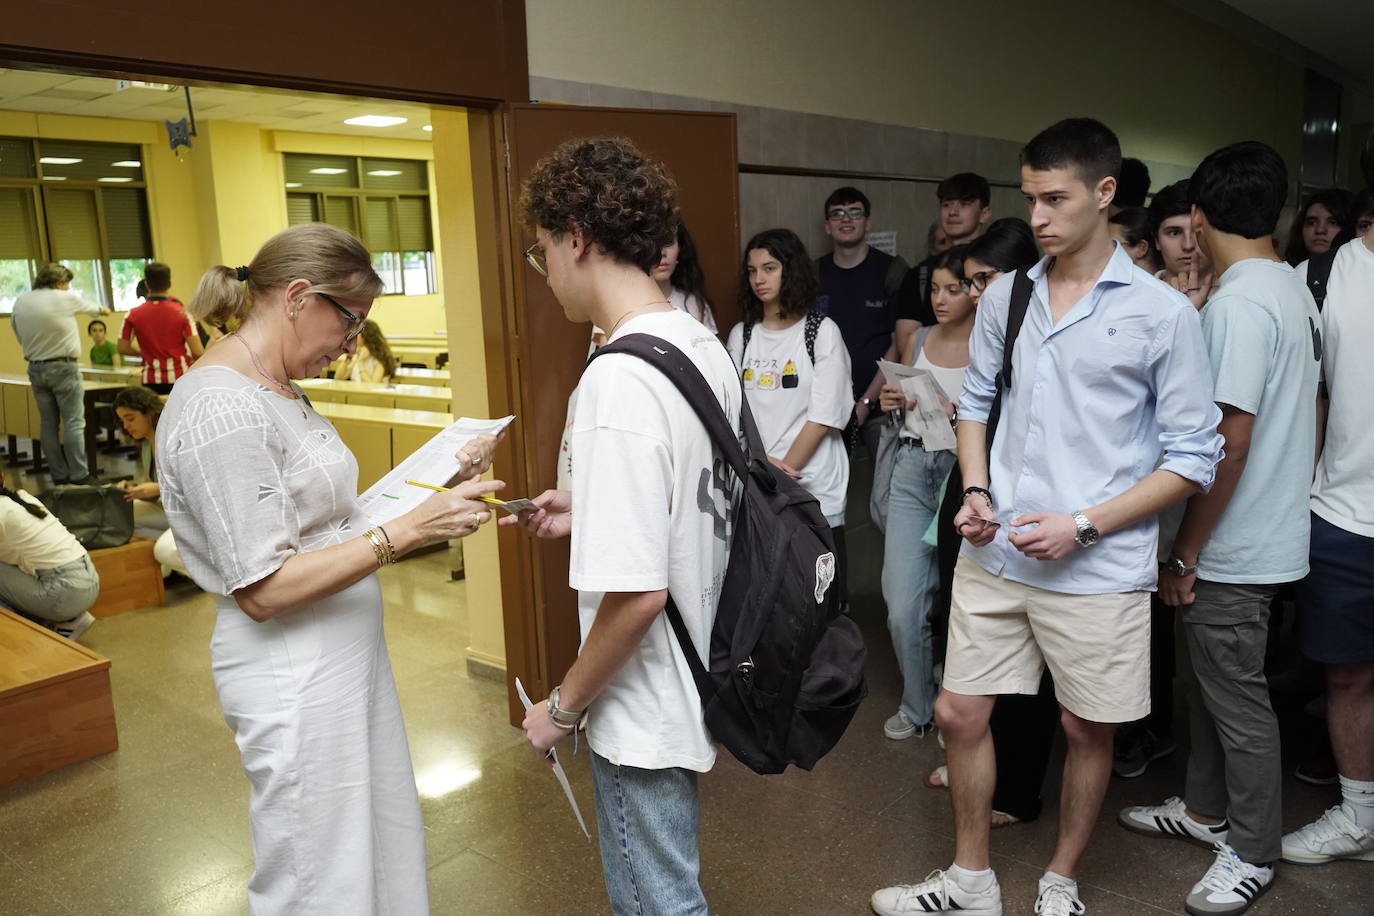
top-left (871, 868), bottom-right (1002, 915)
top-left (1118, 796), bottom-right (1229, 849)
top-left (1185, 844), bottom-right (1273, 915)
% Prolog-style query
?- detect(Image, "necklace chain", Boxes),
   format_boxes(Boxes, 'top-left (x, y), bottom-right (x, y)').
top-left (606, 299), bottom-right (671, 338)
top-left (232, 333), bottom-right (295, 397)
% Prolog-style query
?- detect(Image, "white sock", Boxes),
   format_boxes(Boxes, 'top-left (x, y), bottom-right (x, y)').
top-left (1340, 775), bottom-right (1374, 831)
top-left (948, 863), bottom-right (995, 894)
top-left (1040, 871), bottom-right (1077, 891)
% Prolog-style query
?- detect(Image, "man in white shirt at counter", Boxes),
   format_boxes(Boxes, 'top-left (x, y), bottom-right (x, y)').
top-left (871, 118), bottom-right (1223, 916)
top-left (10, 263), bottom-right (108, 485)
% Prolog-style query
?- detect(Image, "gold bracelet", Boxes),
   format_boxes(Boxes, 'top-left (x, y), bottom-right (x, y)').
top-left (363, 528), bottom-right (394, 567)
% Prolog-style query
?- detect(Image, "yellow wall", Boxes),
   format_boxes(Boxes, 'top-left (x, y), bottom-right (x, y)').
top-left (526, 0), bottom-right (1304, 169)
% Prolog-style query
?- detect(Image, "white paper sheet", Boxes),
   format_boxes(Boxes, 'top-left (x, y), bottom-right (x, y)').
top-left (877, 360), bottom-right (957, 451)
top-left (515, 677), bottom-right (591, 839)
top-left (355, 415), bottom-right (514, 527)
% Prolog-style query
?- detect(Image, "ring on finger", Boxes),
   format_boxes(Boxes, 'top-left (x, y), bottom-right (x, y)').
top-left (469, 512), bottom-right (482, 526)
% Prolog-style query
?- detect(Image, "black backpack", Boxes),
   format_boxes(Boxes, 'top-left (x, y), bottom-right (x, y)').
top-left (589, 333), bottom-right (868, 774)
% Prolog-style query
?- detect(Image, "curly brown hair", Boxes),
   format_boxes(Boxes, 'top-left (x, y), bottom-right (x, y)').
top-left (518, 137), bottom-right (680, 273)
top-left (737, 228), bottom-right (818, 325)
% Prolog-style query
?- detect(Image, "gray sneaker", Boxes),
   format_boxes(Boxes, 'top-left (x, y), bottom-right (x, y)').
top-left (1119, 796), bottom-right (1229, 849)
top-left (885, 711), bottom-right (928, 740)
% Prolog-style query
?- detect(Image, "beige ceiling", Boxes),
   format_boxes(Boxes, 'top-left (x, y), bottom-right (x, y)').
top-left (0, 69), bottom-right (436, 141)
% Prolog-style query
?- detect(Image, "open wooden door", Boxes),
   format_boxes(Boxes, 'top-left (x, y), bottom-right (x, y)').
top-left (488, 104), bottom-right (739, 722)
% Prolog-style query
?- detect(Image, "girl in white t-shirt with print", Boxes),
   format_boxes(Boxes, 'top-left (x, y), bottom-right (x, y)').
top-left (877, 244), bottom-right (974, 740)
top-left (727, 228), bottom-right (852, 599)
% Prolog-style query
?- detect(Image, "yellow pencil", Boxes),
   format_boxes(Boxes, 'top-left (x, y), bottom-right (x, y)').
top-left (405, 480), bottom-right (504, 506)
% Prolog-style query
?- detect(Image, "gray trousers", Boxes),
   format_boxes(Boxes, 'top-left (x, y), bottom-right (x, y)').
top-left (1179, 579), bottom-right (1282, 864)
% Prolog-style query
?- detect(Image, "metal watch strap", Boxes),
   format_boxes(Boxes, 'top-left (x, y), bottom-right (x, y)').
top-left (1071, 510), bottom-right (1100, 546)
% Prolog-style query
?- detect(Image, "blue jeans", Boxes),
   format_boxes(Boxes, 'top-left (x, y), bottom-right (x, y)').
top-left (880, 443), bottom-right (956, 726)
top-left (27, 360), bottom-right (89, 482)
top-left (590, 751), bottom-right (707, 916)
top-left (0, 554), bottom-right (100, 623)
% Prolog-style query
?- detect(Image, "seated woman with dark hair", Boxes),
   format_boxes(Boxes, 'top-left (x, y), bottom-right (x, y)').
top-left (112, 385), bottom-right (186, 577)
top-left (0, 472), bottom-right (100, 641)
top-left (335, 318), bottom-right (397, 383)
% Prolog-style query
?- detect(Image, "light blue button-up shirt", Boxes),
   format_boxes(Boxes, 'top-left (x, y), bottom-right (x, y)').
top-left (959, 243), bottom-right (1223, 595)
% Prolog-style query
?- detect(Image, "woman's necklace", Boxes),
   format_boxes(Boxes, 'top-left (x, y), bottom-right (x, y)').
top-left (231, 333), bottom-right (296, 399)
top-left (605, 299), bottom-right (671, 338)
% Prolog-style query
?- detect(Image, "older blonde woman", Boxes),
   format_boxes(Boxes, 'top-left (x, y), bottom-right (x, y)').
top-left (158, 223), bottom-right (501, 914)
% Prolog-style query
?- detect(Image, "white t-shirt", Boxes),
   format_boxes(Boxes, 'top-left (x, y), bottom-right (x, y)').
top-left (726, 317), bottom-right (852, 525)
top-left (1301, 239), bottom-right (1374, 537)
top-left (669, 287), bottom-right (718, 334)
top-left (0, 489), bottom-right (87, 575)
top-left (10, 289), bottom-right (102, 361)
top-left (569, 308), bottom-right (740, 772)
top-left (1196, 258), bottom-right (1321, 583)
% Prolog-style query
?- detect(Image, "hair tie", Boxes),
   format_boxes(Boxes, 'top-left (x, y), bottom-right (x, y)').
top-left (234, 265), bottom-right (251, 282)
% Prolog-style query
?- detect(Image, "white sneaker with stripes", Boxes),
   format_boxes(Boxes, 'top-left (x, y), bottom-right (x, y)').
top-left (1118, 796), bottom-right (1230, 849)
top-left (1184, 844), bottom-right (1273, 916)
top-left (871, 868), bottom-right (1002, 915)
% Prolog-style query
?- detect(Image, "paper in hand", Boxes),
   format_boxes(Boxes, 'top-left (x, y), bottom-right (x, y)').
top-left (877, 360), bottom-right (957, 452)
top-left (515, 677), bottom-right (591, 840)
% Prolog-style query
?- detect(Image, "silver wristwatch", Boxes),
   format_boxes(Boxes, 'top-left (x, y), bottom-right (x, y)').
top-left (1163, 555), bottom-right (1198, 577)
top-left (547, 685), bottom-right (584, 729)
top-left (1071, 510), bottom-right (1100, 547)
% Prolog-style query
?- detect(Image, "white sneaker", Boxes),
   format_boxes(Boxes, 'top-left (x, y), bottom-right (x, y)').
top-left (1034, 877), bottom-right (1084, 916)
top-left (885, 711), bottom-right (931, 740)
top-left (50, 611), bottom-right (95, 642)
top-left (1281, 804), bottom-right (1374, 865)
top-left (1119, 796), bottom-right (1230, 849)
top-left (1184, 844), bottom-right (1273, 915)
top-left (871, 868), bottom-right (1002, 915)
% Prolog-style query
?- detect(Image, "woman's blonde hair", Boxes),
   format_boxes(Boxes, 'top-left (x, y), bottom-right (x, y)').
top-left (189, 223), bottom-right (383, 327)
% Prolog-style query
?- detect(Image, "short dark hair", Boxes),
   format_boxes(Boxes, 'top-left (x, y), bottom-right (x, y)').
top-left (1109, 206), bottom-right (1154, 249)
top-left (1116, 158), bottom-right (1151, 208)
top-left (519, 137), bottom-right (679, 273)
top-left (1189, 141), bottom-right (1288, 239)
top-left (1352, 187), bottom-right (1374, 224)
top-left (87, 319), bottom-right (106, 334)
top-left (1021, 118), bottom-right (1122, 190)
top-left (112, 385), bottom-right (164, 429)
top-left (937, 172), bottom-right (990, 207)
top-left (965, 217), bottom-right (1039, 274)
top-left (143, 261), bottom-right (172, 293)
top-left (823, 186), bottom-right (869, 217)
top-left (1148, 180), bottom-right (1192, 239)
top-left (738, 228), bottom-right (817, 324)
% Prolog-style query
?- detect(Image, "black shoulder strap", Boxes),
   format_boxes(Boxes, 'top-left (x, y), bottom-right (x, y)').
top-left (742, 321), bottom-right (753, 357)
top-left (983, 268), bottom-right (1034, 461)
top-left (1306, 247), bottom-right (1338, 312)
top-left (804, 311), bottom-right (822, 365)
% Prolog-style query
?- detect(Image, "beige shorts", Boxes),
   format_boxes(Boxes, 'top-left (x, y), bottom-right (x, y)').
top-left (943, 555), bottom-right (1151, 723)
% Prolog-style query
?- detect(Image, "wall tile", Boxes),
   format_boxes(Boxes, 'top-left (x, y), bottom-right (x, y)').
top-left (846, 118), bottom-right (885, 175)
top-left (650, 92), bottom-right (713, 112)
top-left (912, 128), bottom-right (949, 179)
top-left (975, 136), bottom-right (1023, 185)
top-left (527, 76), bottom-right (590, 106)
top-left (802, 113), bottom-right (849, 172)
top-left (881, 124), bottom-right (920, 176)
top-left (733, 105), bottom-right (763, 165)
top-left (946, 132), bottom-right (977, 175)
top-left (587, 84), bottom-right (654, 110)
top-left (759, 107), bottom-right (808, 169)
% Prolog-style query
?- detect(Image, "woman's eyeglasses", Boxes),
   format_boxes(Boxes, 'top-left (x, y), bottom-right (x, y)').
top-left (316, 293), bottom-right (366, 341)
top-left (961, 270), bottom-right (1001, 292)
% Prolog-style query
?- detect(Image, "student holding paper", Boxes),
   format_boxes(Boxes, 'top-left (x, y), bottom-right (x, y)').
top-left (157, 223), bottom-right (502, 915)
top-left (726, 228), bottom-right (854, 602)
top-left (876, 245), bottom-right (973, 741)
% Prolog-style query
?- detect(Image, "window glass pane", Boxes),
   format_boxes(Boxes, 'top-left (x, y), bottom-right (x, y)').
top-left (37, 139), bottom-right (143, 183)
top-left (62, 259), bottom-right (108, 308)
top-left (0, 259), bottom-right (39, 315)
top-left (0, 137), bottom-right (35, 179)
top-left (402, 251), bottom-right (435, 296)
top-left (361, 158), bottom-right (427, 190)
top-left (283, 153), bottom-right (357, 188)
top-left (45, 187), bottom-right (102, 259)
top-left (110, 258), bottom-right (149, 311)
top-left (371, 251), bottom-right (403, 295)
top-left (286, 192), bottom-right (319, 225)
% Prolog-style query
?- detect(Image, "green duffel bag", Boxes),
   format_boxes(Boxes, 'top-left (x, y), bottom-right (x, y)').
top-left (37, 484), bottom-right (134, 549)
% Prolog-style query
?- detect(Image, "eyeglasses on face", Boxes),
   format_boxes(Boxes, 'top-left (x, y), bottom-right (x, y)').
top-left (524, 242), bottom-right (548, 277)
top-left (961, 270), bottom-right (1001, 292)
top-left (826, 207), bottom-right (867, 222)
top-left (316, 292), bottom-right (366, 341)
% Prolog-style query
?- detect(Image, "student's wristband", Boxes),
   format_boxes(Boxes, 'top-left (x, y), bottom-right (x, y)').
top-left (962, 486), bottom-right (994, 510)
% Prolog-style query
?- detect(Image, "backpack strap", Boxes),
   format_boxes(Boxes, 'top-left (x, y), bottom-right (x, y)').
top-left (804, 311), bottom-right (823, 365)
top-left (742, 321), bottom-right (753, 356)
top-left (983, 268), bottom-right (1033, 460)
top-left (1306, 246), bottom-right (1338, 312)
top-left (913, 323), bottom-right (933, 364)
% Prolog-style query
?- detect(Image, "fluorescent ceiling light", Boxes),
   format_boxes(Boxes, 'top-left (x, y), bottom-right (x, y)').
top-left (39, 156), bottom-right (82, 165)
top-left (344, 115), bottom-right (407, 127)
top-left (422, 125), bottom-right (433, 132)
top-left (284, 182), bottom-right (302, 188)
top-left (111, 160), bottom-right (142, 168)
top-left (309, 167), bottom-right (348, 175)
top-left (367, 169), bottom-right (403, 177)
top-left (41, 175), bottom-right (67, 181)
top-left (98, 176), bottom-right (134, 183)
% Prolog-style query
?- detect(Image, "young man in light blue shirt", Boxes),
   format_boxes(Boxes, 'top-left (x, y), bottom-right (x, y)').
top-left (872, 118), bottom-right (1223, 916)
top-left (1120, 142), bottom-right (1322, 915)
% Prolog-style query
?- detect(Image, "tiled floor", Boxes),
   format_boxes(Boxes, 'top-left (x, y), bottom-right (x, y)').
top-left (2, 457), bottom-right (1371, 915)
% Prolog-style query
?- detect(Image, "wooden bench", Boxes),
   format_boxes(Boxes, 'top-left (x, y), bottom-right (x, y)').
top-left (88, 537), bottom-right (166, 618)
top-left (0, 608), bottom-right (118, 787)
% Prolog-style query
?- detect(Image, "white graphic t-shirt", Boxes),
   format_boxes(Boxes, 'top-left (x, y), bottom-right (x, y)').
top-left (726, 316), bottom-right (852, 524)
top-left (569, 308), bottom-right (740, 772)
